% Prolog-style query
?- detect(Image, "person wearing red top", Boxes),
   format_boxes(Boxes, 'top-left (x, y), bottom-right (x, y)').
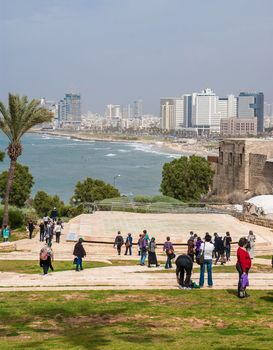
top-left (236, 237), bottom-right (252, 298)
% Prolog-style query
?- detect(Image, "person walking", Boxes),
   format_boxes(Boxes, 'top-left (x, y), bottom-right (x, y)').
top-left (39, 221), bottom-right (45, 242)
top-left (187, 237), bottom-right (195, 262)
top-left (139, 233), bottom-right (148, 266)
top-left (124, 233), bottom-right (133, 255)
top-left (28, 220), bottom-right (35, 239)
top-left (247, 230), bottom-right (256, 259)
top-left (199, 234), bottom-right (214, 288)
top-left (73, 238), bottom-right (86, 271)
top-left (2, 224), bottom-right (10, 242)
top-left (143, 229), bottom-right (150, 242)
top-left (40, 242), bottom-right (54, 275)
top-left (148, 237), bottom-right (160, 267)
top-left (54, 222), bottom-right (62, 243)
top-left (114, 231), bottom-right (124, 255)
top-left (51, 207), bottom-right (58, 222)
top-left (163, 236), bottom-right (175, 269)
top-left (223, 232), bottom-right (232, 261)
top-left (236, 237), bottom-right (252, 298)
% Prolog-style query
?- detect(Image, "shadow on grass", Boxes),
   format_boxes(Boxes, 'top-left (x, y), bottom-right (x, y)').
top-left (260, 291), bottom-right (273, 303)
top-left (226, 289), bottom-right (238, 297)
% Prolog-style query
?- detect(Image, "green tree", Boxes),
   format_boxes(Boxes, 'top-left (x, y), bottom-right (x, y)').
top-left (71, 177), bottom-right (120, 204)
top-left (160, 155), bottom-right (214, 202)
top-left (33, 191), bottom-right (64, 217)
top-left (0, 94), bottom-right (53, 225)
top-left (0, 163), bottom-right (34, 207)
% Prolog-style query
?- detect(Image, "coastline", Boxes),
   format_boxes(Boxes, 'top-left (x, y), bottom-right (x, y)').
top-left (30, 129), bottom-right (218, 157)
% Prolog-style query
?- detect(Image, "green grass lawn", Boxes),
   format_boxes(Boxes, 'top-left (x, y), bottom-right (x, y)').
top-left (0, 259), bottom-right (141, 274)
top-left (256, 255), bottom-right (272, 260)
top-left (0, 290), bottom-right (272, 349)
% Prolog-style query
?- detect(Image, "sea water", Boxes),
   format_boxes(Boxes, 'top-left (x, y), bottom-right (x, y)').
top-left (0, 133), bottom-right (182, 203)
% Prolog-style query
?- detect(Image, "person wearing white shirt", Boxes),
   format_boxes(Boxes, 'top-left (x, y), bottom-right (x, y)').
top-left (199, 235), bottom-right (214, 287)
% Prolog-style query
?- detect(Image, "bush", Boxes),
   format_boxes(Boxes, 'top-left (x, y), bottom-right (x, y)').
top-left (133, 195), bottom-right (153, 203)
top-left (0, 208), bottom-right (24, 229)
top-left (151, 195), bottom-right (183, 204)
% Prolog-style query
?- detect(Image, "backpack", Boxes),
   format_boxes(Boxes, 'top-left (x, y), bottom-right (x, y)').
top-left (40, 249), bottom-right (48, 261)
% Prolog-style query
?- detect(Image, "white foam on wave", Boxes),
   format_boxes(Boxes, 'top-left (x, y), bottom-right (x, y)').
top-left (105, 153), bottom-right (117, 157)
top-left (118, 149), bottom-right (131, 153)
top-left (93, 147), bottom-right (111, 151)
top-left (128, 142), bottom-right (180, 158)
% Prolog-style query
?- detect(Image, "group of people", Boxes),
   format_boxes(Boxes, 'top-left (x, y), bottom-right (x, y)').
top-left (187, 231), bottom-right (233, 265)
top-left (113, 229), bottom-right (256, 298)
top-left (38, 215), bottom-right (63, 243)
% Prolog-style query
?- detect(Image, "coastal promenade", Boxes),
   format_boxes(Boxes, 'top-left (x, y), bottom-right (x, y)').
top-left (0, 211), bottom-right (272, 292)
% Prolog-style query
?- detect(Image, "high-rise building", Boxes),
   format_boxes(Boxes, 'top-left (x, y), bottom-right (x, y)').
top-left (133, 99), bottom-right (143, 118)
top-left (58, 93), bottom-right (81, 126)
top-left (238, 92), bottom-right (264, 132)
top-left (160, 98), bottom-right (184, 130)
top-left (183, 94), bottom-right (192, 127)
top-left (192, 89), bottom-right (218, 130)
top-left (105, 104), bottom-right (122, 118)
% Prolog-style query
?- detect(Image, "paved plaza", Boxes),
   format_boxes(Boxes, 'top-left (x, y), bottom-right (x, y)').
top-left (0, 211), bottom-right (272, 291)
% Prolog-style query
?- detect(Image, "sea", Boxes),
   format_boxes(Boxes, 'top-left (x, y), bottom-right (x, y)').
top-left (0, 133), bottom-right (183, 203)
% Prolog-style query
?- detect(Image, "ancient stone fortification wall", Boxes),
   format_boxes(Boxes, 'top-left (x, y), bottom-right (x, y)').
top-left (233, 212), bottom-right (273, 229)
top-left (212, 139), bottom-right (273, 195)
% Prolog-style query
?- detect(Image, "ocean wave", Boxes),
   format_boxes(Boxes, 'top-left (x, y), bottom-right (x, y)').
top-left (105, 153), bottom-right (117, 157)
top-left (128, 143), bottom-right (180, 158)
top-left (118, 149), bottom-right (131, 153)
top-left (93, 147), bottom-right (112, 151)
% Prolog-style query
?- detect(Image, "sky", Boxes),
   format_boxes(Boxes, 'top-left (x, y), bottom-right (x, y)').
top-left (1, 0), bottom-right (273, 114)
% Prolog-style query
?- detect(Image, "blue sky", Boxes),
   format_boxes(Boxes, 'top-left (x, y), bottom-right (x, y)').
top-left (1, 0), bottom-right (273, 114)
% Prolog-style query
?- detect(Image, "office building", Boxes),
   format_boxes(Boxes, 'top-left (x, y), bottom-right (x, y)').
top-left (133, 99), bottom-right (143, 118)
top-left (220, 117), bottom-right (257, 136)
top-left (238, 92), bottom-right (264, 132)
top-left (192, 89), bottom-right (218, 131)
top-left (105, 104), bottom-right (122, 118)
top-left (58, 93), bottom-right (81, 126)
top-left (160, 98), bottom-right (184, 130)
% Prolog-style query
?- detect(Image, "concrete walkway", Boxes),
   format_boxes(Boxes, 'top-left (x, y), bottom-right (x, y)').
top-left (0, 264), bottom-right (273, 292)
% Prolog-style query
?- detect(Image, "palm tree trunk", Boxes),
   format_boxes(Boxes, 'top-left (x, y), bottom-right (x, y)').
top-left (2, 159), bottom-right (17, 226)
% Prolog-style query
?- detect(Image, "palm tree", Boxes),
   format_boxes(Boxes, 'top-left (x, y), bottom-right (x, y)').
top-left (0, 94), bottom-right (53, 225)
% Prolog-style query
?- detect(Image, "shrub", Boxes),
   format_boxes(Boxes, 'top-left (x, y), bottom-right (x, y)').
top-left (133, 195), bottom-right (152, 203)
top-left (0, 208), bottom-right (24, 229)
top-left (151, 195), bottom-right (183, 204)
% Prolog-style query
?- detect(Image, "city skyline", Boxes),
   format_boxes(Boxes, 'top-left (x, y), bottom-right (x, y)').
top-left (1, 0), bottom-right (273, 114)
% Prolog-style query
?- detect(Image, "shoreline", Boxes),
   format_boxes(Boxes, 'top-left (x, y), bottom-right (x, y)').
top-left (30, 130), bottom-right (218, 157)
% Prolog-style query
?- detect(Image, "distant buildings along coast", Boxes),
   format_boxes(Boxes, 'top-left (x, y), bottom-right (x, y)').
top-left (160, 89), bottom-right (266, 136)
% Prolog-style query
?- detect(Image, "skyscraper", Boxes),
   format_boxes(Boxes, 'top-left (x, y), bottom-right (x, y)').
top-left (160, 98), bottom-right (184, 130)
top-left (191, 89), bottom-right (218, 130)
top-left (238, 92), bottom-right (264, 132)
top-left (58, 93), bottom-right (81, 126)
top-left (133, 99), bottom-right (143, 118)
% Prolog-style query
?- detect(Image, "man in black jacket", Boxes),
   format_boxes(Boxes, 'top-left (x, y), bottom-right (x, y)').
top-left (114, 231), bottom-right (124, 255)
top-left (176, 254), bottom-right (193, 289)
top-left (73, 238), bottom-right (86, 271)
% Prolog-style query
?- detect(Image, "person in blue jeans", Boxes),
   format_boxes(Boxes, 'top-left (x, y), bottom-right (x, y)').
top-left (139, 233), bottom-right (148, 266)
top-left (73, 238), bottom-right (86, 271)
top-left (199, 234), bottom-right (214, 287)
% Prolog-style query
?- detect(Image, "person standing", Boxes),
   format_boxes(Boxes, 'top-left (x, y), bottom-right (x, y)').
top-left (215, 235), bottom-right (225, 265)
top-left (223, 232), bottom-right (232, 261)
top-left (73, 238), bottom-right (86, 271)
top-left (124, 233), bottom-right (133, 255)
top-left (187, 237), bottom-right (195, 262)
top-left (163, 236), bottom-right (175, 269)
top-left (143, 229), bottom-right (150, 242)
top-left (137, 234), bottom-right (142, 256)
top-left (28, 220), bottom-right (35, 239)
top-left (236, 237), bottom-right (252, 298)
top-left (148, 237), bottom-right (160, 267)
top-left (114, 231), bottom-right (124, 255)
top-left (199, 234), bottom-right (214, 288)
top-left (247, 230), bottom-right (256, 259)
top-left (195, 237), bottom-right (203, 262)
top-left (39, 221), bottom-right (45, 242)
top-left (2, 224), bottom-right (10, 242)
top-left (139, 233), bottom-right (148, 266)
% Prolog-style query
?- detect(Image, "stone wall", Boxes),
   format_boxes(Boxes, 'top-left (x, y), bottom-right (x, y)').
top-left (212, 139), bottom-right (273, 195)
top-left (233, 212), bottom-right (273, 229)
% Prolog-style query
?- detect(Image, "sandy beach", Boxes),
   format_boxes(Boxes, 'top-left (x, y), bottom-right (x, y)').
top-left (31, 129), bottom-right (218, 157)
